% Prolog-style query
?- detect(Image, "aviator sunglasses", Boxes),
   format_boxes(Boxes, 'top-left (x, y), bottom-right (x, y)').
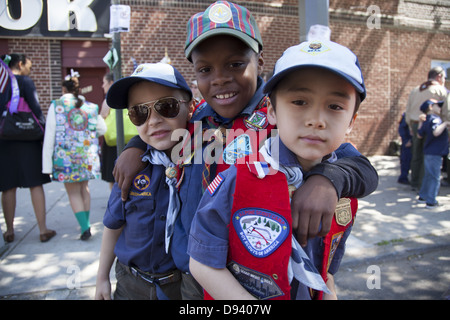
top-left (127, 97), bottom-right (187, 126)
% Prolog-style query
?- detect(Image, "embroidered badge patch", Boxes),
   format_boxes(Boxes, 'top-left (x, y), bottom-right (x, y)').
top-left (233, 208), bottom-right (289, 257)
top-left (244, 111), bottom-right (269, 130)
top-left (335, 198), bottom-right (352, 226)
top-left (207, 173), bottom-right (224, 196)
top-left (209, 3), bottom-right (232, 23)
top-left (326, 232), bottom-right (344, 272)
top-left (223, 134), bottom-right (252, 164)
top-left (133, 174), bottom-right (150, 191)
top-left (300, 41), bottom-right (331, 56)
top-left (68, 108), bottom-right (88, 131)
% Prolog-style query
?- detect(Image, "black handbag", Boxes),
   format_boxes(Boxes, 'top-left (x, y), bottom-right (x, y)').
top-left (0, 97), bottom-right (44, 141)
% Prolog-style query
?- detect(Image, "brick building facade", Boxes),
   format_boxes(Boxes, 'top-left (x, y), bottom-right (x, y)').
top-left (1, 0), bottom-right (449, 155)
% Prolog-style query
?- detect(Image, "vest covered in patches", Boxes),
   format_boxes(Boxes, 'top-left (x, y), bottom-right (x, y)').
top-left (207, 157), bottom-right (358, 300)
top-left (51, 97), bottom-right (101, 182)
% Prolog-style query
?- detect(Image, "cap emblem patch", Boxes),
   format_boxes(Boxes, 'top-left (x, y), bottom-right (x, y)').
top-left (134, 65), bottom-right (144, 74)
top-left (301, 41), bottom-right (331, 56)
top-left (209, 3), bottom-right (232, 23)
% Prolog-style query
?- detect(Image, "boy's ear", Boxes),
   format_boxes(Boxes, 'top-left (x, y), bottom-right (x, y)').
top-left (257, 51), bottom-right (264, 75)
top-left (187, 100), bottom-right (195, 121)
top-left (346, 113), bottom-right (358, 135)
top-left (266, 98), bottom-right (277, 126)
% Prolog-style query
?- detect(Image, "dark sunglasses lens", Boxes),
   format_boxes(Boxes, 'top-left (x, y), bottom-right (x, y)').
top-left (128, 105), bottom-right (149, 126)
top-left (154, 98), bottom-right (180, 118)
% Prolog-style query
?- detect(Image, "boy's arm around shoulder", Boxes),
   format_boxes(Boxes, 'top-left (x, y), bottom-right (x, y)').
top-left (291, 143), bottom-right (378, 246)
top-left (306, 143), bottom-right (379, 199)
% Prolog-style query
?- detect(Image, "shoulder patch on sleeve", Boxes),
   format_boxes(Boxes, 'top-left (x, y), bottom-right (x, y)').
top-left (207, 173), bottom-right (225, 196)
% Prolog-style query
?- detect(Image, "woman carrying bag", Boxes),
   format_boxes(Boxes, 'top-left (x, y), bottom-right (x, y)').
top-left (0, 53), bottom-right (56, 243)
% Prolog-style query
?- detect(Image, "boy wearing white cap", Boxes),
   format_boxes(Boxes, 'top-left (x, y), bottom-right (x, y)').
top-left (95, 63), bottom-right (194, 300)
top-left (188, 39), bottom-right (367, 300)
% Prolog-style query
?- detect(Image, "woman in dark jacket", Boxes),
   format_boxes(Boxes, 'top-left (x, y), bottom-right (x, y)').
top-left (0, 53), bottom-right (56, 243)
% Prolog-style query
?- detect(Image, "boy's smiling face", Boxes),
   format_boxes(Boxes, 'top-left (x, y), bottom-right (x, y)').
top-left (267, 68), bottom-right (357, 171)
top-left (128, 81), bottom-right (193, 155)
top-left (191, 35), bottom-right (263, 119)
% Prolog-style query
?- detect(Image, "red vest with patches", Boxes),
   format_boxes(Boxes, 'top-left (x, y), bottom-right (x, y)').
top-left (205, 159), bottom-right (358, 300)
top-left (229, 162), bottom-right (292, 300)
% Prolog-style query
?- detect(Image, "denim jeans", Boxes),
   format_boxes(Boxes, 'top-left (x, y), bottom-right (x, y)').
top-left (419, 154), bottom-right (442, 205)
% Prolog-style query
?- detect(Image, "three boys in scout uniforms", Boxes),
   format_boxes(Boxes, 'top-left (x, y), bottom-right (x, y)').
top-left (107, 1), bottom-right (378, 299)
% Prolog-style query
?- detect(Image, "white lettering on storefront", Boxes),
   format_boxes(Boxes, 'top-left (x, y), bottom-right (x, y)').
top-left (0, 0), bottom-right (97, 32)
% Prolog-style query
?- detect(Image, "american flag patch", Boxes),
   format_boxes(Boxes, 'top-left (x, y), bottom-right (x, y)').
top-left (207, 173), bottom-right (224, 196)
top-left (0, 61), bottom-right (9, 93)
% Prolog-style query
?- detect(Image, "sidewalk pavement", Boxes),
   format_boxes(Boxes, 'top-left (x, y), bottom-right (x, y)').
top-left (0, 156), bottom-right (449, 300)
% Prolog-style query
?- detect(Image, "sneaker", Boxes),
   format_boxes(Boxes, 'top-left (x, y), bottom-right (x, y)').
top-left (426, 202), bottom-right (439, 208)
top-left (80, 228), bottom-right (91, 241)
top-left (417, 197), bottom-right (426, 203)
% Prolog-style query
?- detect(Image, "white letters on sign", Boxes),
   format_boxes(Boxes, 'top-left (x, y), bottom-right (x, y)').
top-left (47, 0), bottom-right (97, 32)
top-left (0, 0), bottom-right (43, 30)
top-left (0, 0), bottom-right (98, 32)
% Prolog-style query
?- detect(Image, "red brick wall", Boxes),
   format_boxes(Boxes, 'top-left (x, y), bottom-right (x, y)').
top-left (118, 1), bottom-right (300, 84)
top-left (2, 0), bottom-right (449, 155)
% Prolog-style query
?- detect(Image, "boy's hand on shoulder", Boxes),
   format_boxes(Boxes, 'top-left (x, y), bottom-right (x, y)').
top-left (291, 175), bottom-right (337, 247)
top-left (113, 147), bottom-right (146, 201)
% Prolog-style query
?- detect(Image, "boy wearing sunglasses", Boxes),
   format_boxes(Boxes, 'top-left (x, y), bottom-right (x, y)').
top-left (95, 63), bottom-right (194, 300)
top-left (112, 1), bottom-right (378, 299)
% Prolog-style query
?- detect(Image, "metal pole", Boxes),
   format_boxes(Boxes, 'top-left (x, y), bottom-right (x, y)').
top-left (111, 0), bottom-right (125, 155)
top-left (298, 0), bottom-right (329, 42)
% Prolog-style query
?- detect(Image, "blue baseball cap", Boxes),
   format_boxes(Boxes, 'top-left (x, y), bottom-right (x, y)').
top-left (264, 40), bottom-right (366, 102)
top-left (107, 63), bottom-right (192, 109)
top-left (420, 99), bottom-right (444, 113)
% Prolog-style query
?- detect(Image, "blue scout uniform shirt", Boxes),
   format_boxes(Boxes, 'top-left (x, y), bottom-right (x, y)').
top-left (418, 114), bottom-right (449, 156)
top-left (103, 145), bottom-right (177, 274)
top-left (188, 140), bottom-right (355, 299)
